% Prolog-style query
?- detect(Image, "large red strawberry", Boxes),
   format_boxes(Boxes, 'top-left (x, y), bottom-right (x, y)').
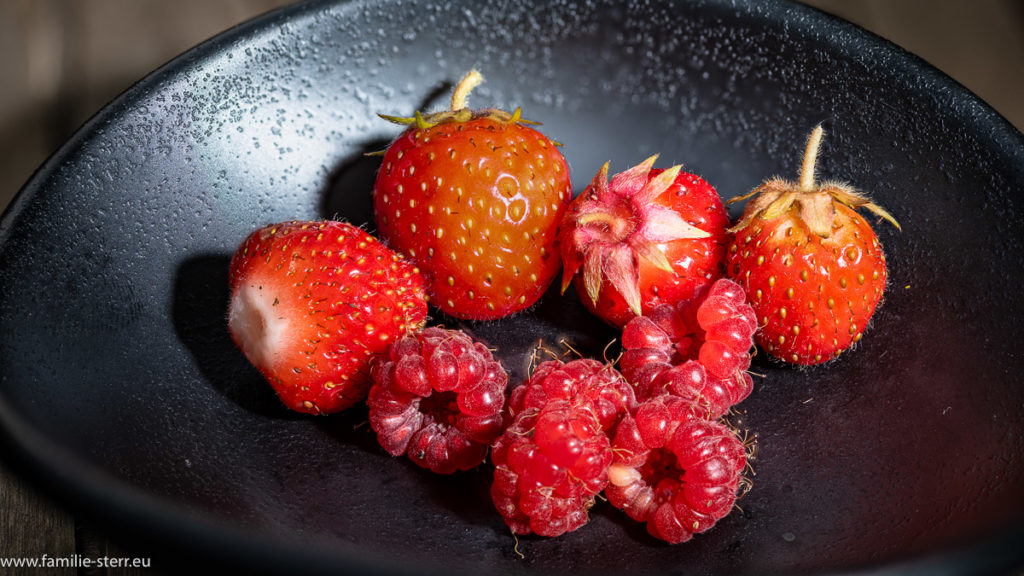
top-left (228, 220), bottom-right (428, 414)
top-left (560, 156), bottom-right (730, 328)
top-left (726, 125), bottom-right (900, 365)
top-left (372, 70), bottom-right (572, 320)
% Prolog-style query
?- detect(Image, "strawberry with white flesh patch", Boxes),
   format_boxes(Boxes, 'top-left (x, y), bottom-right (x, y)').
top-left (228, 220), bottom-right (428, 414)
top-left (561, 157), bottom-right (730, 328)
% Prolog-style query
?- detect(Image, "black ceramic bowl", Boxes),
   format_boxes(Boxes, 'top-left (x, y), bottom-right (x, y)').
top-left (2, 1), bottom-right (1023, 574)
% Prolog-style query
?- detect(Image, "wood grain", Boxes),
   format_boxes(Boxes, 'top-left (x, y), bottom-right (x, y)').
top-left (0, 462), bottom-right (76, 574)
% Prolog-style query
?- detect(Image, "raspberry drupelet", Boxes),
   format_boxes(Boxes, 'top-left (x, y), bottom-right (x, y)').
top-left (368, 327), bottom-right (508, 474)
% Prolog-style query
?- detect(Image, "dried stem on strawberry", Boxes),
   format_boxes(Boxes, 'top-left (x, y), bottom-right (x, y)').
top-left (378, 70), bottom-right (536, 130)
top-left (728, 125), bottom-right (901, 237)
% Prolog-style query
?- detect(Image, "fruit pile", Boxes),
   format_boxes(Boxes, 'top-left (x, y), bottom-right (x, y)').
top-left (226, 71), bottom-right (898, 544)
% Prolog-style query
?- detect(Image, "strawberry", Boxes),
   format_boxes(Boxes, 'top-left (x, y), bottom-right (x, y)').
top-left (725, 125), bottom-right (900, 365)
top-left (228, 220), bottom-right (428, 414)
top-left (372, 70), bottom-right (572, 320)
top-left (560, 157), bottom-right (730, 328)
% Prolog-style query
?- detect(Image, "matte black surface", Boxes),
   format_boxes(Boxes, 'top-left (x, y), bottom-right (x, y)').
top-left (1, 0), bottom-right (1023, 575)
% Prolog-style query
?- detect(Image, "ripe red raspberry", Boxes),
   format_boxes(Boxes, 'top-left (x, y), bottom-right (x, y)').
top-left (620, 278), bottom-right (756, 412)
top-left (490, 399), bottom-right (612, 537)
top-left (606, 394), bottom-right (748, 544)
top-left (634, 360), bottom-right (752, 421)
top-left (367, 327), bottom-right (507, 474)
top-left (509, 358), bottom-right (637, 432)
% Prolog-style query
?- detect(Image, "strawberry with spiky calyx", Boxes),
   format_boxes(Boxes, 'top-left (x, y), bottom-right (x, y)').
top-left (726, 125), bottom-right (900, 365)
top-left (561, 157), bottom-right (730, 328)
top-left (228, 220), bottom-right (429, 414)
top-left (373, 70), bottom-right (572, 321)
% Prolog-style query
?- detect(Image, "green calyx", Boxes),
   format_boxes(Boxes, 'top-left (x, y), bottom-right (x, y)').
top-left (378, 106), bottom-right (534, 131)
top-left (377, 69), bottom-right (540, 131)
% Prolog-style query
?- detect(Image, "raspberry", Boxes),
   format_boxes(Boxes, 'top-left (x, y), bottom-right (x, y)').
top-left (620, 278), bottom-right (756, 410)
top-left (641, 360), bottom-right (753, 420)
top-left (490, 399), bottom-right (612, 537)
top-left (367, 327), bottom-right (507, 474)
top-left (490, 358), bottom-right (628, 536)
top-left (509, 358), bottom-right (637, 432)
top-left (605, 394), bottom-right (748, 544)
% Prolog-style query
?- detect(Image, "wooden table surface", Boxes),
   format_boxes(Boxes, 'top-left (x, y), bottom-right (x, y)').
top-left (1, 1), bottom-right (1022, 574)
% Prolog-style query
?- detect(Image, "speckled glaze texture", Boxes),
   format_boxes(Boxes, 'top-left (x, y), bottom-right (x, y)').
top-left (1, 0), bottom-right (1023, 575)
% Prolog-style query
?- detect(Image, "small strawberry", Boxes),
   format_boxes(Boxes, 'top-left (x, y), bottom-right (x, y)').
top-left (373, 70), bottom-right (572, 320)
top-left (726, 125), bottom-right (900, 365)
top-left (228, 220), bottom-right (428, 414)
top-left (560, 157), bottom-right (730, 328)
